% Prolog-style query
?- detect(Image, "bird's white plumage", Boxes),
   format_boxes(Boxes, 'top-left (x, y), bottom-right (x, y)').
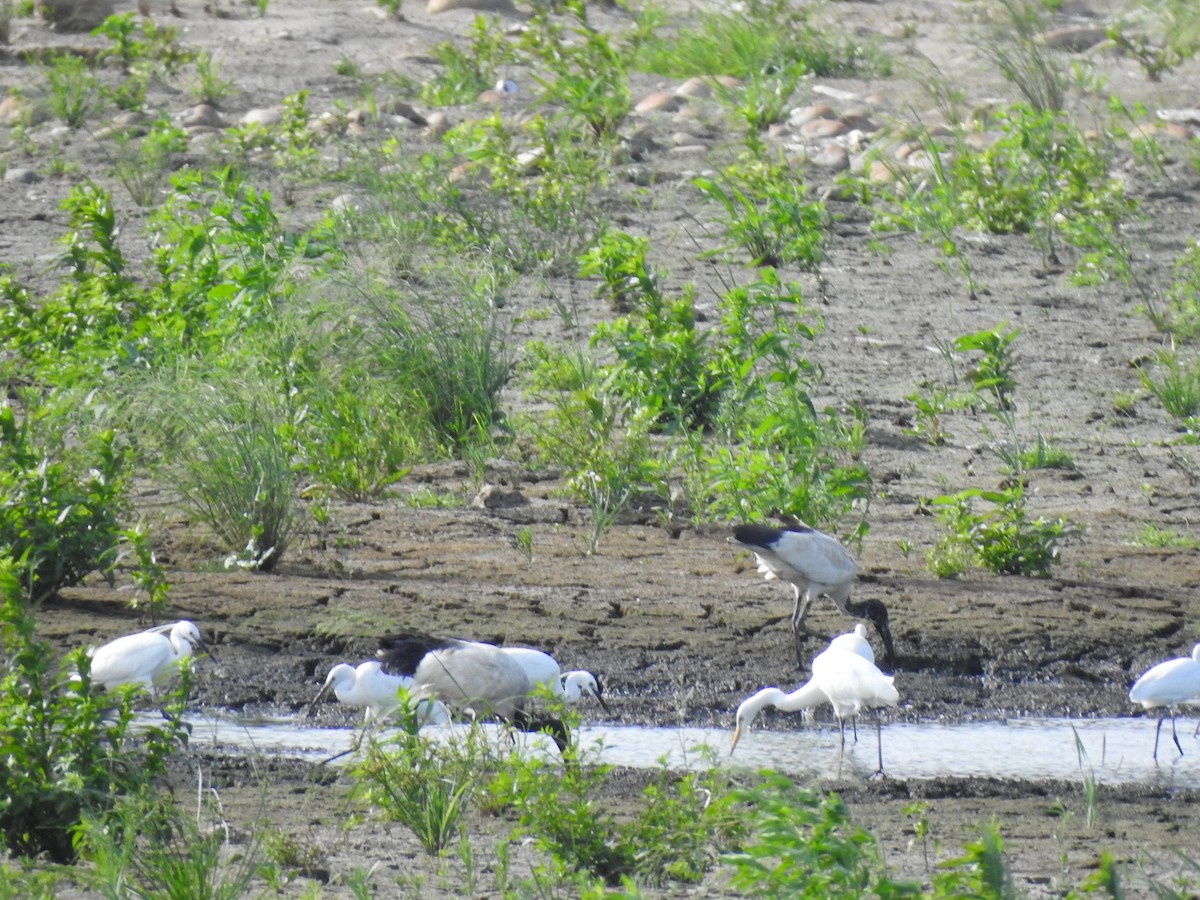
top-left (826, 623), bottom-right (874, 663)
top-left (313, 661), bottom-right (450, 724)
top-left (89, 620), bottom-right (205, 694)
top-left (1129, 644), bottom-right (1200, 709)
top-left (731, 523), bottom-right (897, 671)
top-left (1128, 643), bottom-right (1200, 758)
top-left (731, 630), bottom-right (899, 770)
top-left (410, 639), bottom-right (533, 719)
top-left (497, 646), bottom-right (605, 707)
top-left (748, 528), bottom-right (858, 593)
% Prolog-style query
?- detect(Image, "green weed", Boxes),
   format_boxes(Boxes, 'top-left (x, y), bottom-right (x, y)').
top-left (723, 771), bottom-right (915, 897)
top-left (931, 485), bottom-right (1073, 577)
top-left (693, 161), bottom-right (826, 270)
top-left (43, 53), bottom-right (102, 128)
top-left (0, 402), bottom-right (126, 602)
top-left (1139, 351), bottom-right (1200, 421)
top-left (0, 562), bottom-right (190, 862)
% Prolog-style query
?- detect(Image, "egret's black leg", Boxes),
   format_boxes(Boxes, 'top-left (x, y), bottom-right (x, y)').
top-left (1170, 711), bottom-right (1184, 757)
top-left (1153, 715), bottom-right (1165, 761)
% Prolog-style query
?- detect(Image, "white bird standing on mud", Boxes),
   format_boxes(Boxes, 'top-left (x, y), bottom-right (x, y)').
top-left (731, 628), bottom-right (900, 774)
top-left (496, 646), bottom-right (609, 712)
top-left (87, 619), bottom-right (209, 694)
top-left (1128, 643), bottom-right (1200, 760)
top-left (306, 661), bottom-right (451, 725)
top-left (376, 636), bottom-right (572, 752)
top-left (731, 523), bottom-right (895, 671)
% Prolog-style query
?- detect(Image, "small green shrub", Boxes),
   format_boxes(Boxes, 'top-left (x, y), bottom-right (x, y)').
top-left (43, 53), bottom-right (102, 128)
top-left (0, 561), bottom-right (190, 862)
top-left (150, 374), bottom-right (302, 572)
top-left (1139, 351), bottom-right (1200, 420)
top-left (693, 161), bottom-right (826, 270)
top-left (931, 485), bottom-right (1073, 577)
top-left (112, 115), bottom-right (189, 207)
top-left (523, 5), bottom-right (630, 140)
top-left (723, 772), bottom-right (915, 897)
top-left (582, 231), bottom-right (721, 430)
top-left (352, 721), bottom-right (492, 855)
top-left (73, 789), bottom-right (262, 898)
top-left (0, 404), bottom-right (126, 601)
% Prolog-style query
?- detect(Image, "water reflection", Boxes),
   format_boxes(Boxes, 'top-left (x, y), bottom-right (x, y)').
top-left (160, 712), bottom-right (1200, 787)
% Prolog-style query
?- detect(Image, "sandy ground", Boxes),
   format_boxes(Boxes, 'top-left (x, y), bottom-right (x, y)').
top-left (6, 0), bottom-right (1200, 895)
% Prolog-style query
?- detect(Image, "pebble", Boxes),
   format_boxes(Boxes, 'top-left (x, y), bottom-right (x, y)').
top-left (811, 144), bottom-right (849, 171)
top-left (424, 111), bottom-right (451, 138)
top-left (181, 104), bottom-right (226, 129)
top-left (634, 91), bottom-right (683, 114)
top-left (427, 0), bottom-right (514, 13)
top-left (3, 168), bottom-right (40, 185)
top-left (791, 103), bottom-right (836, 126)
top-left (1038, 26), bottom-right (1108, 52)
top-left (241, 107), bottom-right (282, 127)
top-left (800, 118), bottom-right (848, 139)
top-left (472, 485), bottom-right (528, 509)
top-left (0, 96), bottom-right (30, 126)
top-left (674, 77), bottom-right (713, 99)
top-left (380, 99), bottom-right (427, 126)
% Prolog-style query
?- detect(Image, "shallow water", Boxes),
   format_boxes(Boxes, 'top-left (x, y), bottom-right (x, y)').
top-left (161, 711), bottom-right (1200, 787)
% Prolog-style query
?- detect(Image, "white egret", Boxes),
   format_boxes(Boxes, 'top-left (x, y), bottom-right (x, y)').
top-left (1128, 643), bottom-right (1200, 760)
top-left (306, 661), bottom-right (451, 726)
top-left (732, 523), bottom-right (895, 671)
top-left (731, 637), bottom-right (900, 774)
top-left (377, 636), bottom-right (571, 752)
top-left (88, 620), bottom-right (209, 694)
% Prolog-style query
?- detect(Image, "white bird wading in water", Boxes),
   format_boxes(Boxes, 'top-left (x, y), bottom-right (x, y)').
top-left (1128, 643), bottom-right (1200, 760)
top-left (87, 620), bottom-right (210, 695)
top-left (306, 660), bottom-right (451, 726)
top-left (731, 627), bottom-right (900, 775)
top-left (376, 636), bottom-right (572, 752)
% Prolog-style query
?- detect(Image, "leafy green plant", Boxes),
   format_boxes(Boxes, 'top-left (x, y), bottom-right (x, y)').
top-left (933, 822), bottom-right (1018, 898)
top-left (870, 136), bottom-right (981, 299)
top-left (0, 403), bottom-right (126, 602)
top-left (954, 325), bottom-right (1019, 412)
top-left (582, 231), bottom-right (720, 430)
top-left (529, 391), bottom-right (665, 554)
top-left (0, 561), bottom-right (190, 862)
top-left (296, 365), bottom-right (422, 501)
top-left (523, 4), bottom-right (630, 140)
top-left (905, 383), bottom-right (953, 445)
top-left (43, 52), bottom-right (102, 128)
top-left (693, 161), bottom-right (826, 270)
top-left (1139, 351), bottom-right (1200, 420)
top-left (187, 50), bottom-right (236, 106)
top-left (723, 772), bottom-right (914, 897)
top-left (931, 485), bottom-right (1073, 577)
top-left (117, 523), bottom-right (172, 613)
top-left (111, 115), bottom-right (189, 207)
top-left (352, 715), bottom-right (497, 855)
top-left (1157, 240), bottom-right (1200, 340)
top-left (631, 0), bottom-right (888, 81)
